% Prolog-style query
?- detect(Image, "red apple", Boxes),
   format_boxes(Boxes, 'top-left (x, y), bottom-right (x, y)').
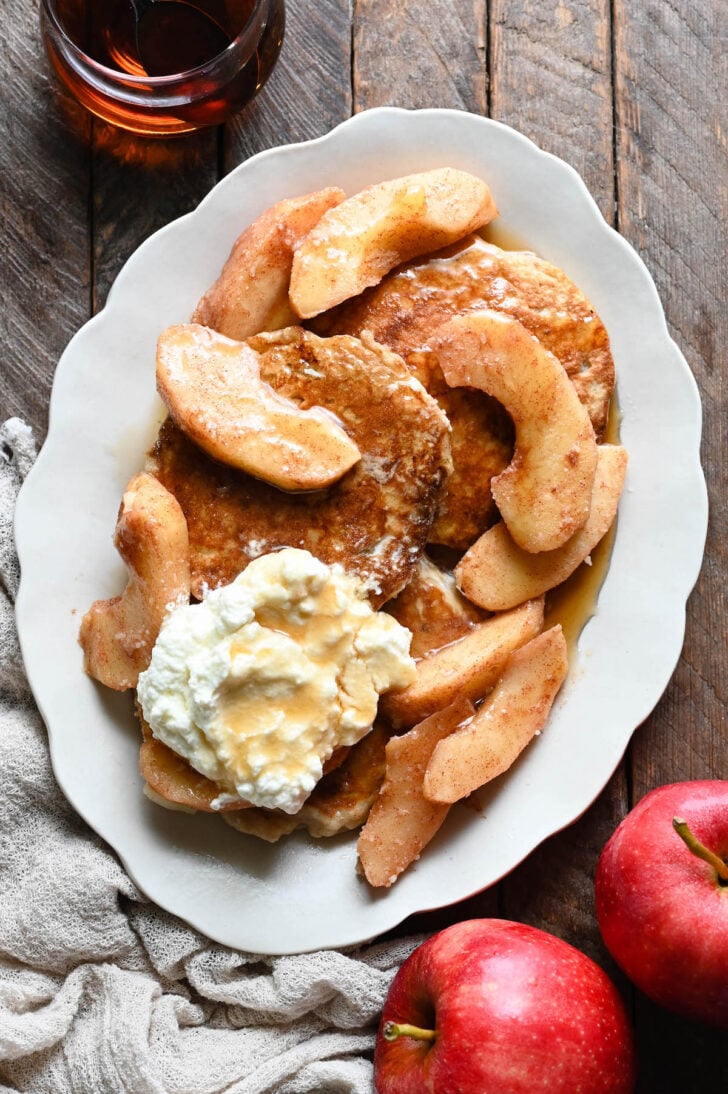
top-left (374, 918), bottom-right (636, 1094)
top-left (595, 779), bottom-right (728, 1028)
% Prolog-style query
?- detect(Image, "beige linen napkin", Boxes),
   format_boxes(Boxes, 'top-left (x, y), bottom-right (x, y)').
top-left (0, 418), bottom-right (420, 1094)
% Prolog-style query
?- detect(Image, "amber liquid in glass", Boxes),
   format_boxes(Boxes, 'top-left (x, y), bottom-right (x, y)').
top-left (45, 0), bottom-right (284, 134)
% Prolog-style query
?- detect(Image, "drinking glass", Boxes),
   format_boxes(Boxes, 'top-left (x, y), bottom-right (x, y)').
top-left (40, 0), bottom-right (285, 136)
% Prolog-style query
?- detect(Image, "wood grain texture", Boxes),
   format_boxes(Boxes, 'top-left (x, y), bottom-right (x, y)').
top-left (0, 3), bottom-right (92, 441)
top-left (615, 0), bottom-right (727, 794)
top-left (490, 0), bottom-right (614, 217)
top-left (353, 0), bottom-right (487, 113)
top-left (614, 2), bottom-right (727, 1088)
top-left (91, 128), bottom-right (219, 312)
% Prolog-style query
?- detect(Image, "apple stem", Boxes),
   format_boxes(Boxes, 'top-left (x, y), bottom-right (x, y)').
top-left (673, 817), bottom-right (728, 883)
top-left (382, 1021), bottom-right (438, 1043)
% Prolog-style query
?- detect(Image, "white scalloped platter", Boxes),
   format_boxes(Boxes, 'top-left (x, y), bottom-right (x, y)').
top-left (15, 109), bottom-right (707, 954)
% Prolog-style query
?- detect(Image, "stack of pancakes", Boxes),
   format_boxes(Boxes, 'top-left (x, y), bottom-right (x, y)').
top-left (142, 231), bottom-right (614, 841)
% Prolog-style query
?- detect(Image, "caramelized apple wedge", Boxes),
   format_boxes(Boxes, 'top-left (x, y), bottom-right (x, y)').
top-left (423, 626), bottom-right (568, 804)
top-left (381, 597), bottom-right (544, 729)
top-left (79, 473), bottom-right (190, 691)
top-left (457, 445), bottom-right (628, 610)
top-left (385, 555), bottom-right (487, 659)
top-left (138, 712), bottom-right (251, 813)
top-left (289, 168), bottom-right (497, 318)
top-left (358, 697), bottom-right (475, 888)
top-left (156, 324), bottom-right (361, 491)
top-left (432, 310), bottom-right (598, 553)
top-left (192, 187), bottom-right (345, 340)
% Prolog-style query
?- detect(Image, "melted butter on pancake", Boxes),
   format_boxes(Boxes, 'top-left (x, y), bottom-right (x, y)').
top-left (148, 327), bottom-right (451, 606)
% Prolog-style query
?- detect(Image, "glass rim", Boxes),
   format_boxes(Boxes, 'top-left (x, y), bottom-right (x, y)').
top-left (40, 0), bottom-right (267, 86)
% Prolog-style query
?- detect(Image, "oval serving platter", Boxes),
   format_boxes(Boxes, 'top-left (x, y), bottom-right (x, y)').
top-left (15, 108), bottom-right (707, 954)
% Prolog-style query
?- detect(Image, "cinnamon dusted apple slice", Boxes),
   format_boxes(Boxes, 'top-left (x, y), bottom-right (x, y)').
top-left (358, 697), bottom-right (475, 888)
top-left (289, 168), bottom-right (497, 318)
top-left (431, 310), bottom-right (598, 553)
top-left (423, 625), bottom-right (568, 805)
top-left (381, 597), bottom-right (544, 729)
top-left (456, 445), bottom-right (628, 610)
top-left (79, 473), bottom-right (190, 691)
top-left (156, 324), bottom-right (361, 491)
top-left (192, 187), bottom-right (345, 340)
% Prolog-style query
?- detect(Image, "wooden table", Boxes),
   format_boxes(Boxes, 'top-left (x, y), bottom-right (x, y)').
top-left (3, 1), bottom-right (726, 1089)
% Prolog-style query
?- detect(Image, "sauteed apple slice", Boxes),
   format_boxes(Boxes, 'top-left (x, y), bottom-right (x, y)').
top-left (358, 697), bottom-right (475, 889)
top-left (156, 324), bottom-right (361, 491)
top-left (432, 310), bottom-right (598, 553)
top-left (192, 187), bottom-right (345, 340)
top-left (457, 445), bottom-right (628, 610)
top-left (423, 626), bottom-right (568, 804)
top-left (79, 473), bottom-right (190, 691)
top-left (289, 168), bottom-right (497, 318)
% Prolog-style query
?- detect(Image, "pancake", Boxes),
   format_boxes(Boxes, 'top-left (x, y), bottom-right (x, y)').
top-left (147, 326), bottom-right (451, 606)
top-left (224, 722), bottom-right (390, 841)
top-left (404, 352), bottom-right (513, 549)
top-left (316, 235), bottom-right (614, 548)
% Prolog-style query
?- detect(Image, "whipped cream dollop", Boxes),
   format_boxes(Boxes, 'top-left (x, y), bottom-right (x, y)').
top-left (137, 548), bottom-right (415, 814)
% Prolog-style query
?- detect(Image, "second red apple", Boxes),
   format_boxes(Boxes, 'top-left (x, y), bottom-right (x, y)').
top-left (374, 918), bottom-right (636, 1094)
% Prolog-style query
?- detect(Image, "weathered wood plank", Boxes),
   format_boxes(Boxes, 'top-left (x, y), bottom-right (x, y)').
top-left (227, 0), bottom-right (353, 166)
top-left (490, 0), bottom-right (614, 218)
top-left (353, 0), bottom-right (487, 113)
top-left (91, 127), bottom-right (219, 312)
top-left (615, 1), bottom-right (727, 791)
top-left (613, 1), bottom-right (728, 1086)
top-left (1, 3), bottom-right (91, 442)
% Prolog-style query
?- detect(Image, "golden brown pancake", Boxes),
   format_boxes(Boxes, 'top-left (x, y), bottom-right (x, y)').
top-left (147, 327), bottom-right (451, 606)
top-left (316, 235), bottom-right (614, 549)
top-left (385, 554), bottom-right (486, 659)
top-left (224, 722), bottom-right (390, 841)
top-left (318, 235), bottom-right (614, 433)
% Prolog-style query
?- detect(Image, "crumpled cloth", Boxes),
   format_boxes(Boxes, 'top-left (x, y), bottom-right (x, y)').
top-left (0, 418), bottom-right (421, 1094)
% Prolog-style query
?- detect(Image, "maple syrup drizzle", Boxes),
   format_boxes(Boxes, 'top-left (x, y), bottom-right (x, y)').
top-left (544, 395), bottom-right (622, 659)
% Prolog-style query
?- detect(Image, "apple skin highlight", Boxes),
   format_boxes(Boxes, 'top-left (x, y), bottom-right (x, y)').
top-left (374, 918), bottom-right (636, 1094)
top-left (596, 780), bottom-right (728, 1029)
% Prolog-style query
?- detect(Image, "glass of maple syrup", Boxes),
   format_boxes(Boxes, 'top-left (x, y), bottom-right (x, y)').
top-left (41, 0), bottom-right (285, 136)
